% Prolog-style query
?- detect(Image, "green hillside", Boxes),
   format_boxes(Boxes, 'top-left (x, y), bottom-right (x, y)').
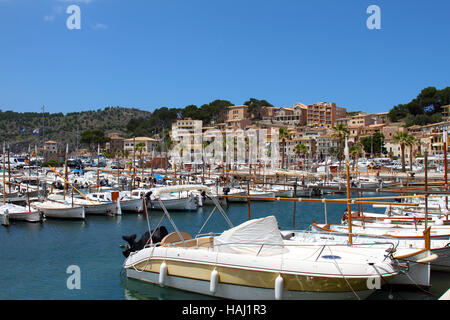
top-left (0, 106), bottom-right (152, 152)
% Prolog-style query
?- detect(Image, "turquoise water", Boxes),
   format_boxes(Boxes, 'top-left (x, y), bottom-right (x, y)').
top-left (1, 193), bottom-right (449, 300)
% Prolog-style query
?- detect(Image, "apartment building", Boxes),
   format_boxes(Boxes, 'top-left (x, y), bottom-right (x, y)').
top-left (306, 102), bottom-right (347, 128)
top-left (123, 137), bottom-right (159, 155)
top-left (335, 113), bottom-right (374, 128)
top-left (106, 132), bottom-right (124, 153)
top-left (271, 103), bottom-right (307, 126)
top-left (226, 105), bottom-right (252, 129)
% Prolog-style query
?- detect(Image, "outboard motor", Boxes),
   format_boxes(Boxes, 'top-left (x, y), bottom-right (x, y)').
top-left (222, 187), bottom-right (230, 207)
top-left (121, 226), bottom-right (169, 258)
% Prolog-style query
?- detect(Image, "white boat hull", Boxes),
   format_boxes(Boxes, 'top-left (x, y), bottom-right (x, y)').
top-left (84, 201), bottom-right (119, 215)
top-left (120, 198), bottom-right (144, 213)
top-left (0, 204), bottom-right (42, 223)
top-left (35, 205), bottom-right (85, 220)
top-left (149, 197), bottom-right (197, 211)
top-left (126, 268), bottom-right (376, 300)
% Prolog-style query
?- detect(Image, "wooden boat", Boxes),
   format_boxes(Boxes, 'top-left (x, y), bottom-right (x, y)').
top-left (31, 200), bottom-right (85, 220)
top-left (311, 222), bottom-right (450, 272)
top-left (0, 203), bottom-right (43, 224)
top-left (48, 194), bottom-right (119, 216)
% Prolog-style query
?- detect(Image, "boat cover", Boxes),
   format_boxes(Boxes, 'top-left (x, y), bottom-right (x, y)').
top-left (214, 215), bottom-right (287, 256)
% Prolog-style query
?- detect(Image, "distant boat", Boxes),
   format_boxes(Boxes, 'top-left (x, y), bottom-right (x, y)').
top-left (48, 194), bottom-right (119, 216)
top-left (0, 203), bottom-right (43, 224)
top-left (31, 200), bottom-right (85, 220)
top-left (86, 191), bottom-right (144, 213)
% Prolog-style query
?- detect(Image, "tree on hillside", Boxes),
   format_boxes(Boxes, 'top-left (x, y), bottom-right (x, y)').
top-left (388, 86), bottom-right (450, 124)
top-left (244, 98), bottom-right (273, 120)
top-left (80, 129), bottom-right (110, 151)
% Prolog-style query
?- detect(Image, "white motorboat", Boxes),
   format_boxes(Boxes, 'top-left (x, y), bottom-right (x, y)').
top-left (266, 185), bottom-right (294, 198)
top-left (121, 189), bottom-right (402, 300)
top-left (87, 191), bottom-right (144, 213)
top-left (357, 177), bottom-right (380, 189)
top-left (129, 186), bottom-right (201, 211)
top-left (31, 200), bottom-right (85, 220)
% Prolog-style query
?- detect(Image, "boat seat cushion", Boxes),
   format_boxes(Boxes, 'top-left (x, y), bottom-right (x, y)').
top-left (161, 232), bottom-right (192, 244)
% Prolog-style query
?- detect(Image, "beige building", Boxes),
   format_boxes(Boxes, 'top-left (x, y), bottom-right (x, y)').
top-left (44, 140), bottom-right (59, 161)
top-left (171, 119), bottom-right (203, 138)
top-left (271, 103), bottom-right (307, 126)
top-left (226, 105), bottom-right (252, 129)
top-left (306, 102), bottom-right (347, 128)
top-left (123, 137), bottom-right (159, 155)
top-left (106, 132), bottom-right (124, 153)
top-left (336, 113), bottom-right (374, 128)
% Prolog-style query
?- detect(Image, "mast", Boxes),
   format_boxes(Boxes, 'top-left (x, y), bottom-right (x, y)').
top-left (27, 145), bottom-right (31, 212)
top-left (344, 136), bottom-right (353, 245)
top-left (444, 130), bottom-right (448, 210)
top-left (97, 143), bottom-right (100, 192)
top-left (2, 142), bottom-right (5, 204)
top-left (64, 144), bottom-right (69, 200)
top-left (7, 144), bottom-right (11, 194)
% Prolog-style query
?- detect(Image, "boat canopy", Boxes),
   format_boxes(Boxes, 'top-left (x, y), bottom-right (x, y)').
top-left (214, 215), bottom-right (287, 256)
top-left (151, 184), bottom-right (211, 198)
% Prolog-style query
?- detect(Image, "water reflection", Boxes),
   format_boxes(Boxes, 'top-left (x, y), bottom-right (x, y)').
top-left (368, 271), bottom-right (450, 300)
top-left (122, 277), bottom-right (219, 300)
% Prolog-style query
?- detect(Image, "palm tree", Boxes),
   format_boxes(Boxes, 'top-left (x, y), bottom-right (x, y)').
top-left (294, 144), bottom-right (308, 169)
top-left (331, 124), bottom-right (350, 170)
top-left (392, 131), bottom-right (414, 172)
top-left (135, 142), bottom-right (146, 169)
top-left (349, 144), bottom-right (362, 171)
top-left (406, 135), bottom-right (417, 171)
top-left (279, 127), bottom-right (292, 169)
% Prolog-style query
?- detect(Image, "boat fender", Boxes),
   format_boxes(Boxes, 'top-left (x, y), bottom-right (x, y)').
top-left (116, 198), bottom-right (122, 216)
top-left (210, 268), bottom-right (219, 294)
top-left (197, 194), bottom-right (203, 207)
top-left (159, 261), bottom-right (167, 286)
top-left (274, 274), bottom-right (284, 300)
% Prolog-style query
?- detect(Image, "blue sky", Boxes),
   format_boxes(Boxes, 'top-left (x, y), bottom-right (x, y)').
top-left (0, 0), bottom-right (449, 114)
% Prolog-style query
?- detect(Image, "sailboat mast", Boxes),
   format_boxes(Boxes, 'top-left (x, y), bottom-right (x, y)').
top-left (345, 136), bottom-right (353, 245)
top-left (444, 130), bottom-right (448, 209)
top-left (64, 144), bottom-right (69, 200)
top-left (2, 142), bottom-right (5, 204)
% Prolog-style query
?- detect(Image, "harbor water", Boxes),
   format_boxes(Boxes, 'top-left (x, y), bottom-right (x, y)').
top-left (1, 193), bottom-right (449, 300)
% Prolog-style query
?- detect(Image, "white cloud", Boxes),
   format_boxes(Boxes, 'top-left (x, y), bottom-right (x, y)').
top-left (44, 15), bottom-right (55, 21)
top-left (92, 23), bottom-right (108, 30)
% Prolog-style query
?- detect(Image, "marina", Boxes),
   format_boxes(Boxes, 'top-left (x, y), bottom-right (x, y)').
top-left (2, 1), bottom-right (450, 304)
top-left (1, 151), bottom-right (450, 300)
